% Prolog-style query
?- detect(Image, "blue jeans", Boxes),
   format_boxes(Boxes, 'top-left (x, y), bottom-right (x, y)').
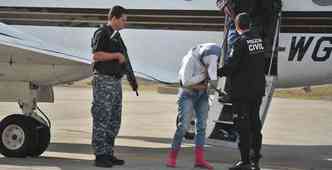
top-left (224, 16), bottom-right (239, 64)
top-left (171, 88), bottom-right (209, 149)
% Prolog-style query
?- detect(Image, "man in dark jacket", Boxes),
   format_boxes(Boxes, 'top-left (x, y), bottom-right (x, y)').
top-left (91, 5), bottom-right (138, 168)
top-left (218, 13), bottom-right (265, 170)
top-left (216, 0), bottom-right (260, 103)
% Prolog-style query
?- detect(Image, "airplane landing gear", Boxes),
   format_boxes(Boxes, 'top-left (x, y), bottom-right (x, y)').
top-left (0, 114), bottom-right (34, 157)
top-left (0, 83), bottom-right (51, 157)
top-left (28, 116), bottom-right (50, 157)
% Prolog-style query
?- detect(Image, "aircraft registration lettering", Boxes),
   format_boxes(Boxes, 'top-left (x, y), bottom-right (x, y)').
top-left (288, 36), bottom-right (332, 62)
top-left (312, 37), bottom-right (332, 62)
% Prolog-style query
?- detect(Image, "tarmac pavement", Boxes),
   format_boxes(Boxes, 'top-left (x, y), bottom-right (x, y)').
top-left (0, 87), bottom-right (331, 170)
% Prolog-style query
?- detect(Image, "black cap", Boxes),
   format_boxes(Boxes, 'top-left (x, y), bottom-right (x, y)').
top-left (235, 12), bottom-right (250, 30)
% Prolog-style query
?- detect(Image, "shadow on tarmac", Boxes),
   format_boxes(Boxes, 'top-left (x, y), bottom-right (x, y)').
top-left (0, 136), bottom-right (332, 170)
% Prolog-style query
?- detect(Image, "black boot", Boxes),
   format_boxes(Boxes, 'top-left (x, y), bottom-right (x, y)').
top-left (109, 137), bottom-right (125, 166)
top-left (110, 155), bottom-right (125, 166)
top-left (229, 161), bottom-right (251, 170)
top-left (94, 155), bottom-right (113, 168)
top-left (250, 154), bottom-right (262, 170)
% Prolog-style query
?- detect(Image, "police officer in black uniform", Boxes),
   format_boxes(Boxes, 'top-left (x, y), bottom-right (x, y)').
top-left (218, 13), bottom-right (265, 170)
top-left (216, 0), bottom-right (261, 103)
top-left (91, 5), bottom-right (137, 168)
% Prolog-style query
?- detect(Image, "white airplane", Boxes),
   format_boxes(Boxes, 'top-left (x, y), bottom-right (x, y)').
top-left (0, 0), bottom-right (330, 157)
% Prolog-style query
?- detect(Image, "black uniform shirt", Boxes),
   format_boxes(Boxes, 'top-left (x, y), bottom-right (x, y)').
top-left (91, 24), bottom-right (126, 78)
top-left (218, 30), bottom-right (266, 101)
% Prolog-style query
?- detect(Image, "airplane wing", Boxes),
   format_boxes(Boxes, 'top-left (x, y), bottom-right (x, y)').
top-left (0, 22), bottom-right (178, 86)
top-left (0, 22), bottom-right (91, 65)
top-left (0, 22), bottom-right (92, 85)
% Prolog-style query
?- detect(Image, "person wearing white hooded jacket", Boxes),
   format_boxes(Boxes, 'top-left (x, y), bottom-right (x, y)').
top-left (166, 43), bottom-right (221, 170)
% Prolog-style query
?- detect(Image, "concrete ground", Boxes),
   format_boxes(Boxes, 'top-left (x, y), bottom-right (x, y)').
top-left (0, 86), bottom-right (331, 170)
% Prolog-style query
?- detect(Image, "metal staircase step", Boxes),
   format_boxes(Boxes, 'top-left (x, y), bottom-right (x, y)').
top-left (213, 120), bottom-right (234, 125)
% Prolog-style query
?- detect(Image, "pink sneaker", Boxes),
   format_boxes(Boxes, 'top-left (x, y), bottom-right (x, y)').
top-left (194, 146), bottom-right (214, 170)
top-left (166, 149), bottom-right (178, 168)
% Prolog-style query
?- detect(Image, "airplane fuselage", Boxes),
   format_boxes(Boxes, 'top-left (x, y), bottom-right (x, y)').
top-left (0, 0), bottom-right (331, 88)
top-left (277, 33), bottom-right (332, 88)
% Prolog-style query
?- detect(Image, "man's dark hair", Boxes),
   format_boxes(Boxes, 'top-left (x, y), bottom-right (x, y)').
top-left (235, 12), bottom-right (250, 30)
top-left (108, 5), bottom-right (126, 19)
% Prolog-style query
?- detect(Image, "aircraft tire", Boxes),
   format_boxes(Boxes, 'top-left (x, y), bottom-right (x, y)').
top-left (0, 114), bottom-right (36, 157)
top-left (28, 119), bottom-right (50, 157)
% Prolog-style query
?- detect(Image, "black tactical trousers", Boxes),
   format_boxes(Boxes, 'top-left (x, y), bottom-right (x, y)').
top-left (233, 99), bottom-right (262, 163)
